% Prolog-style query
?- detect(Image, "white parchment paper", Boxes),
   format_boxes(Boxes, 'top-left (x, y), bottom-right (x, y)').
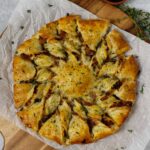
top-left (0, 0), bottom-right (150, 149)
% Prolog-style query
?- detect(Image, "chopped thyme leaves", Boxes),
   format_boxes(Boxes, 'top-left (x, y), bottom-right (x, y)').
top-left (140, 84), bottom-right (145, 94)
top-left (128, 129), bottom-right (133, 133)
top-left (117, 4), bottom-right (150, 41)
top-left (27, 9), bottom-right (31, 13)
top-left (82, 105), bottom-right (88, 115)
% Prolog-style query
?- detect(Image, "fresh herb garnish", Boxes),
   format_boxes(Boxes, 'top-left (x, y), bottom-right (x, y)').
top-left (11, 41), bottom-right (14, 44)
top-left (27, 9), bottom-right (31, 13)
top-left (140, 84), bottom-right (145, 94)
top-left (66, 13), bottom-right (70, 16)
top-left (117, 4), bottom-right (150, 41)
top-left (0, 77), bottom-right (2, 80)
top-left (48, 4), bottom-right (53, 7)
top-left (20, 26), bottom-right (24, 30)
top-left (128, 129), bottom-right (133, 133)
top-left (82, 105), bottom-right (88, 115)
top-left (121, 147), bottom-right (125, 149)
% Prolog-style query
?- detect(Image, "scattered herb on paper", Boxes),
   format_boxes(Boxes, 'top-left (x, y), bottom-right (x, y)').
top-left (11, 41), bottom-right (14, 44)
top-left (128, 129), bottom-right (133, 133)
top-left (117, 4), bottom-right (150, 41)
top-left (27, 9), bottom-right (31, 13)
top-left (140, 84), bottom-right (145, 94)
top-left (48, 4), bottom-right (53, 7)
top-left (20, 26), bottom-right (24, 30)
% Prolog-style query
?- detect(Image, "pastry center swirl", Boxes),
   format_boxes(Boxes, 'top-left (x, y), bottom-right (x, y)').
top-left (54, 62), bottom-right (95, 98)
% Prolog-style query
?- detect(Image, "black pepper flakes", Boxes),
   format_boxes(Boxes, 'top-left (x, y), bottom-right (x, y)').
top-left (27, 9), bottom-right (31, 13)
top-left (48, 4), bottom-right (53, 7)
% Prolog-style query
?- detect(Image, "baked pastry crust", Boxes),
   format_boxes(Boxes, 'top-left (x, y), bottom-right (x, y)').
top-left (14, 83), bottom-right (35, 108)
top-left (13, 15), bottom-right (139, 145)
top-left (77, 19), bottom-right (110, 50)
top-left (17, 38), bottom-right (42, 55)
top-left (13, 56), bottom-right (36, 82)
top-left (106, 29), bottom-right (131, 57)
top-left (17, 99), bottom-right (44, 131)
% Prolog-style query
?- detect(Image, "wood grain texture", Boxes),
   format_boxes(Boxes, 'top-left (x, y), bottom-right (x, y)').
top-left (71, 0), bottom-right (138, 35)
top-left (0, 117), bottom-right (55, 150)
top-left (0, 0), bottom-right (140, 150)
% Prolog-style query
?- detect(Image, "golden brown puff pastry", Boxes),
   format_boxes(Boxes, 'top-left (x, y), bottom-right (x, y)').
top-left (17, 38), bottom-right (42, 55)
top-left (97, 96), bottom-right (119, 109)
top-left (13, 56), bottom-right (36, 82)
top-left (58, 15), bottom-right (80, 36)
top-left (58, 101), bottom-right (72, 132)
top-left (44, 38), bottom-right (66, 58)
top-left (34, 21), bottom-right (58, 40)
top-left (27, 83), bottom-right (46, 106)
top-left (36, 68), bottom-right (53, 82)
top-left (44, 94), bottom-right (60, 116)
top-left (114, 80), bottom-right (137, 102)
top-left (17, 99), bottom-right (44, 131)
top-left (107, 106), bottom-right (130, 126)
top-left (96, 40), bottom-right (108, 66)
top-left (106, 29), bottom-right (131, 57)
top-left (77, 19), bottom-right (110, 50)
top-left (64, 34), bottom-right (81, 54)
top-left (39, 112), bottom-right (65, 144)
top-left (34, 54), bottom-right (54, 67)
top-left (92, 121), bottom-right (113, 141)
top-left (67, 115), bottom-right (91, 144)
top-left (96, 77), bottom-right (119, 92)
top-left (98, 59), bottom-right (120, 77)
top-left (73, 100), bottom-right (87, 119)
top-left (118, 56), bottom-right (139, 80)
top-left (13, 15), bottom-right (139, 145)
top-left (85, 105), bottom-right (102, 120)
top-left (14, 83), bottom-right (35, 108)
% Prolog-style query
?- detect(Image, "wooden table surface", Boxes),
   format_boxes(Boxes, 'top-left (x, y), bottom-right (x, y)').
top-left (0, 0), bottom-right (137, 150)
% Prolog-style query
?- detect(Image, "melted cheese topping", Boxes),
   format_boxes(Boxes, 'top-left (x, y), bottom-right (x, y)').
top-left (53, 61), bottom-right (95, 98)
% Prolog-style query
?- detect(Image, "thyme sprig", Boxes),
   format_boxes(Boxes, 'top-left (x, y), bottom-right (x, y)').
top-left (118, 4), bottom-right (150, 41)
top-left (140, 84), bottom-right (145, 94)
